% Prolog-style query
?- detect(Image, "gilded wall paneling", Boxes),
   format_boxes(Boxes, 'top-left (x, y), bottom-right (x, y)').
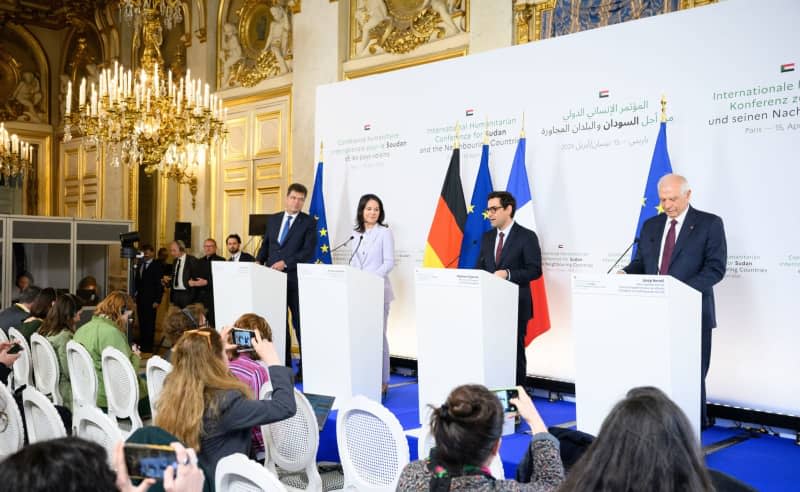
top-left (255, 185), bottom-right (282, 215)
top-left (255, 160), bottom-right (282, 182)
top-left (222, 187), bottom-right (248, 248)
top-left (0, 24), bottom-right (50, 124)
top-left (254, 110), bottom-right (282, 157)
top-left (224, 116), bottom-right (250, 162)
top-left (223, 164), bottom-right (251, 183)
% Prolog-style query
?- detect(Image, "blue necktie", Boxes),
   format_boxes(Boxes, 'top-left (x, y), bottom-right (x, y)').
top-left (278, 215), bottom-right (293, 245)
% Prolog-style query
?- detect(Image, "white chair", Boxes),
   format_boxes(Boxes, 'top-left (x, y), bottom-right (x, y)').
top-left (101, 346), bottom-right (143, 434)
top-left (0, 328), bottom-right (8, 343)
top-left (145, 355), bottom-right (172, 419)
top-left (66, 340), bottom-right (98, 410)
top-left (22, 386), bottom-right (67, 443)
top-left (8, 327), bottom-right (33, 390)
top-left (336, 395), bottom-right (410, 492)
top-left (74, 405), bottom-right (124, 462)
top-left (30, 333), bottom-right (63, 405)
top-left (263, 389), bottom-right (343, 492)
top-left (216, 453), bottom-right (287, 491)
top-left (417, 424), bottom-right (505, 479)
top-left (0, 383), bottom-right (24, 459)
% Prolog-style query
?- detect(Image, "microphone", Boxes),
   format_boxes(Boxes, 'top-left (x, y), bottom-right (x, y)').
top-left (348, 235), bottom-right (363, 265)
top-left (607, 238), bottom-right (639, 274)
top-left (331, 235), bottom-right (355, 254)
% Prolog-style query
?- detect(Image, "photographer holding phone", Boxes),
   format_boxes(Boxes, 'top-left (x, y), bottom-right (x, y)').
top-left (155, 324), bottom-right (295, 478)
top-left (397, 384), bottom-right (563, 491)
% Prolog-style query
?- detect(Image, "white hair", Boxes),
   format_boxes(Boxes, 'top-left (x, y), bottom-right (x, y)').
top-left (657, 173), bottom-right (690, 195)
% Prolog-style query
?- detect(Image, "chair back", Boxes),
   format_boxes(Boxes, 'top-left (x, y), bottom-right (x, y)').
top-left (145, 355), bottom-right (172, 419)
top-left (216, 453), bottom-right (287, 492)
top-left (0, 328), bottom-right (7, 343)
top-left (8, 327), bottom-right (32, 390)
top-left (74, 405), bottom-right (124, 462)
top-left (417, 424), bottom-right (505, 479)
top-left (336, 395), bottom-right (410, 492)
top-left (0, 383), bottom-right (24, 458)
top-left (263, 389), bottom-right (321, 490)
top-left (30, 333), bottom-right (63, 405)
top-left (66, 340), bottom-right (98, 409)
top-left (101, 347), bottom-right (143, 433)
top-left (22, 386), bottom-right (67, 443)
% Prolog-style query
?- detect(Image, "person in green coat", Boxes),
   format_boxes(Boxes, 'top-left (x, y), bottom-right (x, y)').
top-left (73, 291), bottom-right (149, 415)
top-left (38, 293), bottom-right (82, 410)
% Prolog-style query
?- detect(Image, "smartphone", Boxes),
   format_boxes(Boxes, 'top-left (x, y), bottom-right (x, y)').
top-left (123, 443), bottom-right (177, 480)
top-left (232, 328), bottom-right (256, 352)
top-left (493, 388), bottom-right (519, 413)
top-left (7, 343), bottom-right (23, 355)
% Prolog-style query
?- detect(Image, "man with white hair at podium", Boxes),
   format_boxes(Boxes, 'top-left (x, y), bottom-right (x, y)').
top-left (477, 191), bottom-right (543, 388)
top-left (621, 173), bottom-right (727, 429)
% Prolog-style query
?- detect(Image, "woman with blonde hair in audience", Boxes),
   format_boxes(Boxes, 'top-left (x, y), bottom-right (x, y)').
top-left (38, 293), bottom-right (81, 410)
top-left (73, 291), bottom-right (149, 415)
top-left (155, 325), bottom-right (295, 477)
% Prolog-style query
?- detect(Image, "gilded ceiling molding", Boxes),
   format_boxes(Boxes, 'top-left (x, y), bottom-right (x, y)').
top-left (349, 0), bottom-right (469, 59)
top-left (216, 0), bottom-right (297, 90)
top-left (513, 0), bottom-right (718, 45)
top-left (195, 0), bottom-right (208, 42)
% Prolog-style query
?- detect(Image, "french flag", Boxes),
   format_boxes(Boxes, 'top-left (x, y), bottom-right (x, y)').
top-left (507, 132), bottom-right (551, 346)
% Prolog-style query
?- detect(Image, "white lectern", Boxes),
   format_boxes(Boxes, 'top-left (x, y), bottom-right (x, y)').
top-left (415, 268), bottom-right (517, 422)
top-left (298, 264), bottom-right (383, 404)
top-left (571, 274), bottom-right (702, 439)
top-left (212, 262), bottom-right (287, 363)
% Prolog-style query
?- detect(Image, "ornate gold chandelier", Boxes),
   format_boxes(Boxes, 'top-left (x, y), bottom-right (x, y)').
top-left (0, 122), bottom-right (33, 178)
top-left (120, 0), bottom-right (184, 30)
top-left (62, 4), bottom-right (226, 208)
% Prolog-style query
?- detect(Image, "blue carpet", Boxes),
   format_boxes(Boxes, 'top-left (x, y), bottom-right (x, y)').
top-left (298, 376), bottom-right (799, 488)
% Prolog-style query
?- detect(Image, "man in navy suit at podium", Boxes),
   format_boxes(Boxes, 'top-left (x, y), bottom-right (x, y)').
top-left (257, 183), bottom-right (317, 380)
top-left (622, 173), bottom-right (727, 428)
top-left (477, 191), bottom-right (543, 387)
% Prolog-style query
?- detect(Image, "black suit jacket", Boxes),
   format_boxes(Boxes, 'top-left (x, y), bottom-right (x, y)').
top-left (230, 252), bottom-right (256, 262)
top-left (0, 304), bottom-right (30, 335)
top-left (623, 206), bottom-right (727, 330)
top-left (171, 254), bottom-right (199, 297)
top-left (135, 260), bottom-right (164, 306)
top-left (256, 212), bottom-right (317, 287)
top-left (477, 222), bottom-right (543, 320)
top-left (195, 254), bottom-right (225, 301)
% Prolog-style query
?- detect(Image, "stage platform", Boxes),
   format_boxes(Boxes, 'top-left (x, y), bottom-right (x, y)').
top-left (298, 372), bottom-right (799, 491)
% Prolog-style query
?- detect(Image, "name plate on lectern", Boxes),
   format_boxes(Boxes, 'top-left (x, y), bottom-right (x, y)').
top-left (299, 265), bottom-right (346, 280)
top-left (415, 269), bottom-right (481, 288)
top-left (572, 274), bottom-right (667, 297)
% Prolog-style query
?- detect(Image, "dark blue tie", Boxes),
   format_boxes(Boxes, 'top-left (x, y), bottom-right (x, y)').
top-left (278, 215), bottom-right (293, 245)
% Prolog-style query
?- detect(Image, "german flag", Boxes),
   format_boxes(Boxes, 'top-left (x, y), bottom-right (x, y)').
top-left (423, 146), bottom-right (467, 268)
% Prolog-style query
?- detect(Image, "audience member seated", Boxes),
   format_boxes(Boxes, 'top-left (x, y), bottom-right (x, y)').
top-left (0, 285), bottom-right (40, 336)
top-left (155, 326), bottom-right (296, 479)
top-left (397, 384), bottom-right (564, 491)
top-left (20, 287), bottom-right (56, 341)
top-left (0, 340), bottom-right (22, 385)
top-left (12, 271), bottom-right (33, 303)
top-left (73, 291), bottom-right (149, 416)
top-left (227, 313), bottom-right (273, 460)
top-left (558, 386), bottom-right (714, 492)
top-left (162, 303), bottom-right (207, 360)
top-left (38, 293), bottom-right (81, 410)
top-left (76, 275), bottom-right (100, 306)
top-left (0, 436), bottom-right (204, 492)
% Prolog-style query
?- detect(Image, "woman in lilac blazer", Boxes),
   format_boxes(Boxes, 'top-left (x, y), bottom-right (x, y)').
top-left (349, 194), bottom-right (395, 398)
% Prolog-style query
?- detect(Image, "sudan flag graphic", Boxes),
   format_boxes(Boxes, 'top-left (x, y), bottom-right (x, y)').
top-left (599, 89), bottom-right (610, 98)
top-left (781, 62), bottom-right (795, 73)
top-left (423, 146), bottom-right (467, 268)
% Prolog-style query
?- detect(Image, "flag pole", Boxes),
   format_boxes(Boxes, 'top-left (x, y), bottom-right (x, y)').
top-left (660, 94), bottom-right (667, 123)
top-left (455, 121), bottom-right (461, 149)
top-left (521, 112), bottom-right (526, 138)
top-left (483, 116), bottom-right (489, 144)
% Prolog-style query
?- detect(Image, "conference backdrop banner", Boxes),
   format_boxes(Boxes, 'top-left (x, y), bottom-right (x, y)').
top-left (315, 0), bottom-right (800, 416)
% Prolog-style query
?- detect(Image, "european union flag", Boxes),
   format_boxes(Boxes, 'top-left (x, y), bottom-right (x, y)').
top-left (631, 121), bottom-right (673, 259)
top-left (459, 143), bottom-right (493, 268)
top-left (309, 161), bottom-right (332, 264)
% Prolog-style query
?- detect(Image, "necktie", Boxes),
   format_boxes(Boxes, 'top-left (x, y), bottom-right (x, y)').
top-left (173, 258), bottom-right (181, 288)
top-left (659, 219), bottom-right (677, 275)
top-left (495, 231), bottom-right (505, 266)
top-left (278, 215), bottom-right (293, 245)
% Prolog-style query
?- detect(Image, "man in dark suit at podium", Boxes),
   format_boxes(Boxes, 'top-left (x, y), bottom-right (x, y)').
top-left (257, 183), bottom-right (317, 379)
top-left (622, 173), bottom-right (727, 428)
top-left (477, 191), bottom-right (543, 386)
top-left (226, 233), bottom-right (256, 262)
top-left (134, 244), bottom-right (163, 353)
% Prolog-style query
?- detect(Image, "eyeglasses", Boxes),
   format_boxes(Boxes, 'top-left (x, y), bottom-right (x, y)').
top-left (484, 206), bottom-right (504, 214)
top-left (185, 329), bottom-right (211, 348)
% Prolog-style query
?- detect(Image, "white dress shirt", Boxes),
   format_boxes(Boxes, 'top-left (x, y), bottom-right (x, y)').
top-left (173, 254), bottom-right (188, 290)
top-left (278, 212), bottom-right (298, 240)
top-left (493, 220), bottom-right (515, 258)
top-left (658, 206), bottom-right (689, 272)
top-left (230, 251), bottom-right (241, 262)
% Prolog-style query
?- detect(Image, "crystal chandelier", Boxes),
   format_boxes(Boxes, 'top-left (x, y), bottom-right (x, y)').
top-left (120, 0), bottom-right (184, 30)
top-left (62, 10), bottom-right (226, 208)
top-left (0, 122), bottom-right (34, 178)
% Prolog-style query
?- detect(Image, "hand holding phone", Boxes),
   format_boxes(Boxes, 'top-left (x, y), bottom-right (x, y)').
top-left (493, 388), bottom-right (519, 413)
top-left (7, 342), bottom-right (24, 355)
top-left (123, 443), bottom-right (179, 481)
top-left (231, 328), bottom-right (256, 352)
